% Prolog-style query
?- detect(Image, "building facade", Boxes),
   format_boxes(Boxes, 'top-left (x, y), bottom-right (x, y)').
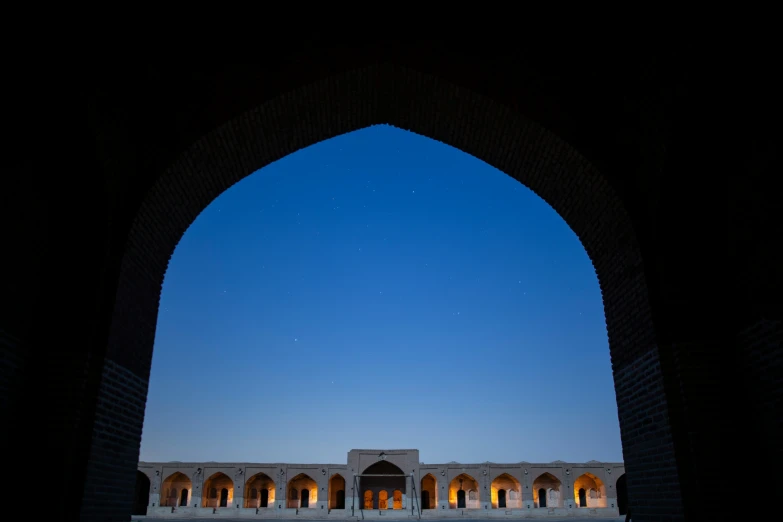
top-left (135, 449), bottom-right (626, 518)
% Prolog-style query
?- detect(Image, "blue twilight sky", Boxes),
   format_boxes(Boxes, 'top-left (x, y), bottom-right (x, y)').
top-left (140, 125), bottom-right (622, 465)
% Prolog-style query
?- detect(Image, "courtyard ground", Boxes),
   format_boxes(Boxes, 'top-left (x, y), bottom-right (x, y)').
top-left (131, 518), bottom-right (627, 522)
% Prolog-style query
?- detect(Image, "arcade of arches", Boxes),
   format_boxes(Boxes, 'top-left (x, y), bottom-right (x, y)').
top-left (135, 449), bottom-right (626, 518)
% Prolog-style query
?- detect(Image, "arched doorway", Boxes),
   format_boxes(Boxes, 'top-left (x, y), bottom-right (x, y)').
top-left (179, 488), bottom-right (188, 507)
top-left (90, 61), bottom-right (683, 522)
top-left (421, 474), bottom-right (436, 509)
top-left (616, 474), bottom-right (627, 515)
top-left (329, 474), bottom-right (346, 510)
top-left (245, 472), bottom-right (275, 508)
top-left (287, 474), bottom-right (316, 509)
top-left (573, 472), bottom-right (606, 508)
top-left (364, 490), bottom-right (373, 510)
top-left (491, 473), bottom-right (521, 509)
top-left (160, 472), bottom-right (192, 508)
top-left (532, 473), bottom-right (561, 508)
top-left (202, 472), bottom-right (233, 508)
top-left (132, 471), bottom-right (150, 515)
top-left (450, 474), bottom-right (478, 509)
top-left (538, 488), bottom-right (546, 508)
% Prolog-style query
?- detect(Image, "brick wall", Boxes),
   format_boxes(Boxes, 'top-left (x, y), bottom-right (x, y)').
top-left (737, 319), bottom-right (781, 460)
top-left (80, 360), bottom-right (148, 520)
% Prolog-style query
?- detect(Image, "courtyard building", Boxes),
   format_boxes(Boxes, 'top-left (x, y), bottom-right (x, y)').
top-left (135, 449), bottom-right (626, 518)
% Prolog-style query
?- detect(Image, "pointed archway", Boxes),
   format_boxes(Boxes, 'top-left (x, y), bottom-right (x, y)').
top-left (161, 472), bottom-right (192, 508)
top-left (287, 473), bottom-right (316, 509)
top-left (491, 473), bottom-right (521, 509)
top-left (85, 59), bottom-right (688, 522)
top-left (360, 460), bottom-right (406, 510)
top-left (449, 474), bottom-right (479, 509)
top-left (202, 472), bottom-right (233, 508)
top-left (245, 472), bottom-right (275, 508)
top-left (421, 473), bottom-right (437, 509)
top-left (532, 472), bottom-right (562, 508)
top-left (329, 473), bottom-right (346, 510)
top-left (574, 473), bottom-right (606, 508)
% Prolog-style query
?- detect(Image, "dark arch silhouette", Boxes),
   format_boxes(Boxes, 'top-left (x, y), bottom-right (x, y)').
top-left (220, 488), bottom-right (228, 508)
top-left (421, 490), bottom-right (430, 510)
top-left (108, 66), bottom-right (660, 512)
top-left (261, 488), bottom-right (269, 508)
top-left (361, 460), bottom-right (406, 497)
top-left (105, 79), bottom-right (663, 521)
top-left (336, 489), bottom-right (345, 509)
top-left (498, 489), bottom-right (506, 508)
top-left (55, 52), bottom-right (763, 522)
top-left (362, 460), bottom-right (404, 475)
top-left (457, 490), bottom-right (466, 509)
top-left (132, 471), bottom-right (150, 515)
top-left (538, 488), bottom-right (547, 508)
top-left (179, 488), bottom-right (187, 507)
top-left (578, 488), bottom-right (587, 508)
top-left (616, 474), bottom-right (628, 515)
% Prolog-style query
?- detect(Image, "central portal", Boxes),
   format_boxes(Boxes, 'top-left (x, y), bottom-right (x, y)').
top-left (361, 461), bottom-right (406, 510)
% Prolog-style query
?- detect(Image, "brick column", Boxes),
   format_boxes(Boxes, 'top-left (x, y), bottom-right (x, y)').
top-left (604, 467), bottom-right (618, 514)
top-left (316, 470), bottom-right (329, 512)
top-left (521, 467), bottom-right (531, 510)
top-left (277, 468), bottom-right (287, 510)
top-left (233, 468), bottom-right (245, 510)
top-left (191, 468), bottom-right (204, 509)
top-left (437, 470), bottom-right (449, 511)
top-left (563, 467), bottom-right (575, 510)
top-left (149, 468), bottom-right (162, 508)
